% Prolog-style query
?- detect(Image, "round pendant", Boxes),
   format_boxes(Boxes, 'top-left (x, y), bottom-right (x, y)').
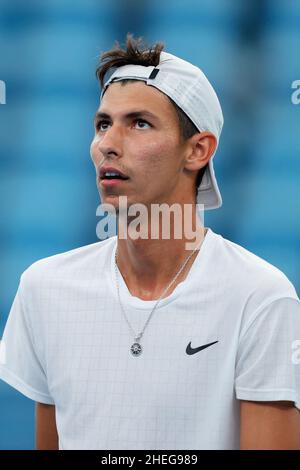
top-left (131, 342), bottom-right (142, 356)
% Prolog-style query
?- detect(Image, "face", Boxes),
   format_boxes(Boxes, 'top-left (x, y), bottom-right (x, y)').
top-left (90, 81), bottom-right (191, 213)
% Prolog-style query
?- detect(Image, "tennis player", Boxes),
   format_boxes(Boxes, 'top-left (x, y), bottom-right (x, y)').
top-left (0, 34), bottom-right (300, 450)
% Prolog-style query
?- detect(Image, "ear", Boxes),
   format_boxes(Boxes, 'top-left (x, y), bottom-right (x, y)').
top-left (184, 132), bottom-right (217, 172)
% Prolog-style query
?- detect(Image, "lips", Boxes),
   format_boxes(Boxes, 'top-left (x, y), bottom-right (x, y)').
top-left (100, 166), bottom-right (129, 180)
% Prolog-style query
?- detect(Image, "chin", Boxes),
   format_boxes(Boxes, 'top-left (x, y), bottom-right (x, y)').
top-left (98, 193), bottom-right (118, 209)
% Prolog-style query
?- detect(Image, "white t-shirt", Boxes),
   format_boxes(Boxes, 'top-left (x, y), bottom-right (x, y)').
top-left (0, 227), bottom-right (300, 450)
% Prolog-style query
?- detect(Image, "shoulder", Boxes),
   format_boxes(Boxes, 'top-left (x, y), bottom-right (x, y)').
top-left (211, 230), bottom-right (299, 303)
top-left (20, 236), bottom-right (117, 289)
top-left (209, 230), bottom-right (300, 343)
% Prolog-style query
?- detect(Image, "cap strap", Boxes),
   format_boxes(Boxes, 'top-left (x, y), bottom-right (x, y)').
top-left (148, 68), bottom-right (159, 79)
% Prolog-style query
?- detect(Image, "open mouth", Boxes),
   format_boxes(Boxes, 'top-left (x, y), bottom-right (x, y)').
top-left (100, 168), bottom-right (129, 179)
top-left (100, 170), bottom-right (130, 187)
top-left (101, 173), bottom-right (129, 181)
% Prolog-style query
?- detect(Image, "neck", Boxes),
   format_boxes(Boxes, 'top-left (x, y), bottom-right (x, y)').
top-left (115, 206), bottom-right (206, 300)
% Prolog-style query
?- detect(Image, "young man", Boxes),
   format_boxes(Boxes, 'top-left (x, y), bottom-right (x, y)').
top-left (0, 35), bottom-right (300, 450)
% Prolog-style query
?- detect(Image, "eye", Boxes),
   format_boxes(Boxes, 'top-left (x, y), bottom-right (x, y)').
top-left (134, 119), bottom-right (151, 129)
top-left (95, 118), bottom-right (152, 132)
top-left (96, 120), bottom-right (111, 131)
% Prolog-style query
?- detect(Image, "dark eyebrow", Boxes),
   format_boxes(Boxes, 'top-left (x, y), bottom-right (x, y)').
top-left (94, 110), bottom-right (159, 123)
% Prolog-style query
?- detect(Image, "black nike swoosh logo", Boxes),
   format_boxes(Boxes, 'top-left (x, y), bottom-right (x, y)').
top-left (186, 340), bottom-right (218, 355)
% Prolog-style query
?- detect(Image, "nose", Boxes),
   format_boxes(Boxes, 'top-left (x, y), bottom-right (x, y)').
top-left (96, 124), bottom-right (123, 159)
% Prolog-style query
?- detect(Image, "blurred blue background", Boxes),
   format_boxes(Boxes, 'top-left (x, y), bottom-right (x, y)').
top-left (0, 0), bottom-right (299, 449)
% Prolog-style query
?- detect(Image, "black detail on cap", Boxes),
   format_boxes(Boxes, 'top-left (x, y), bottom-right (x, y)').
top-left (149, 68), bottom-right (159, 79)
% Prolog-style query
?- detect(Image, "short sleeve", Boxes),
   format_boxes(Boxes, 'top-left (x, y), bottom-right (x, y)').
top-left (235, 296), bottom-right (300, 410)
top-left (0, 274), bottom-right (54, 404)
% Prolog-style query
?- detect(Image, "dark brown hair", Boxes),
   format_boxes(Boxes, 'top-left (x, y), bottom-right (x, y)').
top-left (96, 33), bottom-right (207, 193)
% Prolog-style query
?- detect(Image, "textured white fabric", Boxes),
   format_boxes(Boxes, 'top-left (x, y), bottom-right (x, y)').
top-left (1, 228), bottom-right (300, 450)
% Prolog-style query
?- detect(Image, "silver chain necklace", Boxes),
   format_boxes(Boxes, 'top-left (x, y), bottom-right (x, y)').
top-left (114, 237), bottom-right (205, 356)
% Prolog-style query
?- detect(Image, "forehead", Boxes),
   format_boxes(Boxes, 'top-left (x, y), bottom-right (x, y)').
top-left (99, 81), bottom-right (178, 121)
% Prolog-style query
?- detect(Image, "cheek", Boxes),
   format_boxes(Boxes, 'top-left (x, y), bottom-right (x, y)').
top-left (134, 139), bottom-right (175, 174)
top-left (90, 137), bottom-right (103, 167)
